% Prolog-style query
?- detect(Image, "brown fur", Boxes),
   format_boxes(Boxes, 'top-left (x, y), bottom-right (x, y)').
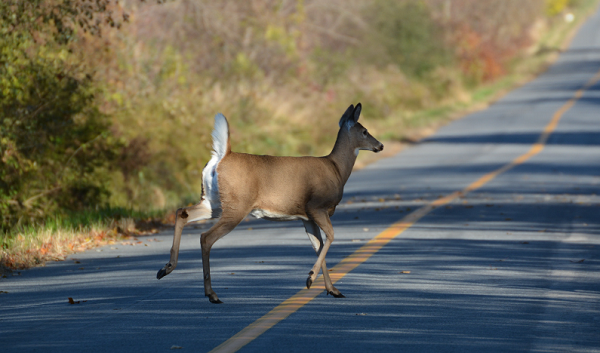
top-left (157, 104), bottom-right (383, 303)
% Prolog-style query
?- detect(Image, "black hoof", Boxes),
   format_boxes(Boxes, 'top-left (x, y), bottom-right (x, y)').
top-left (207, 293), bottom-right (223, 304)
top-left (156, 268), bottom-right (167, 280)
top-left (328, 290), bottom-right (346, 298)
top-left (306, 277), bottom-right (313, 289)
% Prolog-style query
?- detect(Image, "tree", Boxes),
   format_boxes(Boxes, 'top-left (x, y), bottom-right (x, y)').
top-left (0, 0), bottom-right (129, 230)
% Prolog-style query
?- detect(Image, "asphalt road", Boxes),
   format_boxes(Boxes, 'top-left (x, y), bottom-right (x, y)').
top-left (2, 8), bottom-right (600, 353)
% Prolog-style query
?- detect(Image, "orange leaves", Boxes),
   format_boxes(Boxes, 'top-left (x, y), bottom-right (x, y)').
top-left (39, 243), bottom-right (52, 256)
top-left (0, 226), bottom-right (152, 270)
top-left (453, 25), bottom-right (506, 83)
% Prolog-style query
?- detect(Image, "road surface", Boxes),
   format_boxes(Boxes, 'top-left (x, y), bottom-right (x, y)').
top-left (2, 8), bottom-right (600, 353)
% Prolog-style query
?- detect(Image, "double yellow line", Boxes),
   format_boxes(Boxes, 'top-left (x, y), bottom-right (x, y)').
top-left (210, 69), bottom-right (600, 353)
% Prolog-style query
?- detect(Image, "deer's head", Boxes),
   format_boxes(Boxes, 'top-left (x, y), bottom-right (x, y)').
top-left (338, 103), bottom-right (384, 154)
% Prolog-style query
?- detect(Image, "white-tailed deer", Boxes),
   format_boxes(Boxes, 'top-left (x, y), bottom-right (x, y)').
top-left (157, 103), bottom-right (383, 303)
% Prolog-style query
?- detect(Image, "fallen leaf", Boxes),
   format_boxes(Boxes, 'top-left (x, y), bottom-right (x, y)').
top-left (399, 271), bottom-right (411, 274)
top-left (505, 218), bottom-right (512, 221)
top-left (0, 291), bottom-right (8, 294)
top-left (171, 346), bottom-right (183, 350)
top-left (68, 297), bottom-right (80, 304)
top-left (520, 241), bottom-right (529, 244)
top-left (570, 259), bottom-right (585, 263)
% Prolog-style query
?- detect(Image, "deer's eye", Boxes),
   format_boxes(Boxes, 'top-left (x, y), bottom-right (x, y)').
top-left (362, 129), bottom-right (368, 137)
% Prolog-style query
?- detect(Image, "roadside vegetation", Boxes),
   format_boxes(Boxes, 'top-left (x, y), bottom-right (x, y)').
top-left (1, 0), bottom-right (598, 272)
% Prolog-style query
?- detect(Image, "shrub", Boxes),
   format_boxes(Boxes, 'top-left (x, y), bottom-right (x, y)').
top-left (0, 0), bottom-right (128, 230)
top-left (361, 0), bottom-right (453, 78)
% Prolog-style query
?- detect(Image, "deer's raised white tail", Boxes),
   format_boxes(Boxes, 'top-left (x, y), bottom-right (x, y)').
top-left (157, 103), bottom-right (384, 304)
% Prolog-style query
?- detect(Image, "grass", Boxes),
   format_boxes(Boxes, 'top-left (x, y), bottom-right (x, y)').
top-left (2, 0), bottom-right (599, 273)
top-left (365, 0), bottom-right (600, 144)
top-left (0, 207), bottom-right (164, 274)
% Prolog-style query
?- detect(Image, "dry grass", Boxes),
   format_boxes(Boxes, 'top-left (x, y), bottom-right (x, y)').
top-left (1, 211), bottom-right (163, 274)
top-left (91, 0), bottom-right (600, 213)
top-left (3, 0), bottom-right (599, 272)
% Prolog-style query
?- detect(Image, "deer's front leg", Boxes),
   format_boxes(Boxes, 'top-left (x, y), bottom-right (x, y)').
top-left (302, 220), bottom-right (344, 298)
top-left (305, 212), bottom-right (335, 291)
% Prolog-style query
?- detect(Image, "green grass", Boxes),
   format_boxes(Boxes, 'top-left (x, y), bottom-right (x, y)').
top-left (1, 207), bottom-right (164, 272)
top-left (3, 0), bottom-right (599, 272)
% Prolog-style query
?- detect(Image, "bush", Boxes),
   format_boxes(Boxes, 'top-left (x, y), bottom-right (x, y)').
top-left (361, 0), bottom-right (453, 78)
top-left (0, 1), bottom-right (129, 231)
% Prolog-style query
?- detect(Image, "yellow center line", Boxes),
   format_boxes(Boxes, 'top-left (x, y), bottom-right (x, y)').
top-left (209, 69), bottom-right (600, 353)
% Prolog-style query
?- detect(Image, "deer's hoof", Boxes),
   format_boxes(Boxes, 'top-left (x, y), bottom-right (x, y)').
top-left (156, 268), bottom-right (168, 280)
top-left (306, 276), bottom-right (313, 289)
top-left (157, 263), bottom-right (175, 279)
top-left (327, 290), bottom-right (346, 298)
top-left (207, 293), bottom-right (223, 304)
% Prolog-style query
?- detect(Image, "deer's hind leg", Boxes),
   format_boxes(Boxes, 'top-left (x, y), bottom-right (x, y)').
top-left (302, 220), bottom-right (345, 298)
top-left (201, 210), bottom-right (248, 304)
top-left (157, 199), bottom-right (213, 279)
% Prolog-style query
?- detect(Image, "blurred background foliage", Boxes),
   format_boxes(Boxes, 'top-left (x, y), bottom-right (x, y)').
top-left (0, 0), bottom-right (595, 233)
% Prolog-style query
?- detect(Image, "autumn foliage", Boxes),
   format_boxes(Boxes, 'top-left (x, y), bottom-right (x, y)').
top-left (1, 0), bottom-right (593, 269)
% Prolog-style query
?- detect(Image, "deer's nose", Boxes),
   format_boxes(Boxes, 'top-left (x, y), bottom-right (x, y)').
top-left (374, 143), bottom-right (384, 152)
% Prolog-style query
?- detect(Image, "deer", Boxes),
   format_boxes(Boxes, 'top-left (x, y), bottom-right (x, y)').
top-left (157, 103), bottom-right (384, 303)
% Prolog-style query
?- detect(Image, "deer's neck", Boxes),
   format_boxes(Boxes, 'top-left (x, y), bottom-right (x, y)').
top-left (327, 131), bottom-right (358, 185)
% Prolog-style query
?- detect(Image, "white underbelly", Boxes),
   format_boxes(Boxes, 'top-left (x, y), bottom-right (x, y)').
top-left (250, 209), bottom-right (308, 221)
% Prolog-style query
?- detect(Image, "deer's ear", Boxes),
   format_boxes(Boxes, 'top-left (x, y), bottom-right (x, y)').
top-left (339, 104), bottom-right (355, 128)
top-left (352, 103), bottom-right (362, 123)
